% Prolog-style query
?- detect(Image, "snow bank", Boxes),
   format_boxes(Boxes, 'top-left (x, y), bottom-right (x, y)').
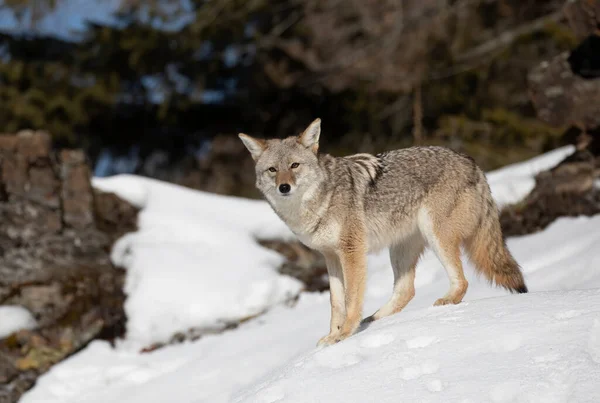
top-left (21, 209), bottom-right (600, 403)
top-left (92, 175), bottom-right (301, 346)
top-left (0, 306), bottom-right (37, 338)
top-left (234, 289), bottom-right (600, 403)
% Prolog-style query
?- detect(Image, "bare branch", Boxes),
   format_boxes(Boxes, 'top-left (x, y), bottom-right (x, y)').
top-left (455, 10), bottom-right (565, 63)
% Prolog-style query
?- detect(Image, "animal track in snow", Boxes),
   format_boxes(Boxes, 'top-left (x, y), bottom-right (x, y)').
top-left (406, 335), bottom-right (438, 349)
top-left (401, 360), bottom-right (439, 380)
top-left (501, 334), bottom-right (522, 352)
top-left (490, 381), bottom-right (520, 402)
top-left (313, 348), bottom-right (362, 369)
top-left (122, 368), bottom-right (156, 384)
top-left (426, 379), bottom-right (444, 392)
top-left (488, 334), bottom-right (522, 353)
top-left (360, 333), bottom-right (395, 348)
top-left (554, 310), bottom-right (584, 320)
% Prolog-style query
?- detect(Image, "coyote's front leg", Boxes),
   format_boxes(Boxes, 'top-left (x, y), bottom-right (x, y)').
top-left (318, 237), bottom-right (367, 346)
top-left (317, 253), bottom-right (345, 347)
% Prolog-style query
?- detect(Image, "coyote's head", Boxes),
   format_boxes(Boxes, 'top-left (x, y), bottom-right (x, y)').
top-left (238, 118), bottom-right (323, 201)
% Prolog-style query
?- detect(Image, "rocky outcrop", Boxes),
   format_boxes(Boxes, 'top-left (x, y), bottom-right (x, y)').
top-left (258, 239), bottom-right (328, 292)
top-left (178, 134), bottom-right (260, 198)
top-left (528, 0), bottom-right (600, 131)
top-left (563, 0), bottom-right (600, 39)
top-left (528, 50), bottom-right (600, 129)
top-left (0, 131), bottom-right (137, 403)
top-left (502, 0), bottom-right (600, 237)
top-left (500, 147), bottom-right (600, 237)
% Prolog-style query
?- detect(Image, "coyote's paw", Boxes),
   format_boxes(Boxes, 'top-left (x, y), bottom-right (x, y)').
top-left (317, 333), bottom-right (340, 347)
top-left (433, 297), bottom-right (460, 306)
top-left (317, 328), bottom-right (358, 347)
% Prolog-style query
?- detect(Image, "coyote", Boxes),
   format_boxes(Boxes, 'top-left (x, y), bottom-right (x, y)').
top-left (239, 118), bottom-right (527, 346)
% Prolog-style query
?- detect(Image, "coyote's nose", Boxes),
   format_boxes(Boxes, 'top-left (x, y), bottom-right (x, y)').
top-left (279, 184), bottom-right (291, 194)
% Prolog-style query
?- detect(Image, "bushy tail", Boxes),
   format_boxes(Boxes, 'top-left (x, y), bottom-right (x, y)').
top-left (465, 194), bottom-right (528, 294)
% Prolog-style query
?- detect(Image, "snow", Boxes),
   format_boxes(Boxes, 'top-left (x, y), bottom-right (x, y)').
top-left (234, 289), bottom-right (600, 403)
top-left (92, 175), bottom-right (301, 346)
top-left (0, 306), bottom-right (37, 338)
top-left (21, 145), bottom-right (600, 403)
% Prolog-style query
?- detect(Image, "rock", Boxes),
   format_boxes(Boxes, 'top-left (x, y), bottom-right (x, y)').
top-left (178, 134), bottom-right (260, 198)
top-left (27, 166), bottom-right (61, 209)
top-left (16, 131), bottom-right (52, 163)
top-left (0, 131), bottom-right (138, 403)
top-left (564, 0), bottom-right (600, 39)
top-left (93, 190), bottom-right (138, 238)
top-left (528, 51), bottom-right (600, 129)
top-left (529, 0), bottom-right (600, 131)
top-left (60, 150), bottom-right (94, 229)
top-left (500, 148), bottom-right (600, 237)
top-left (515, 0), bottom-right (600, 236)
top-left (258, 239), bottom-right (329, 292)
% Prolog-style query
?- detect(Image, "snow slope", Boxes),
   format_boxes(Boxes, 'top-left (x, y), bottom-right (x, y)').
top-left (235, 289), bottom-right (600, 403)
top-left (21, 145), bottom-right (600, 403)
top-left (92, 175), bottom-right (301, 346)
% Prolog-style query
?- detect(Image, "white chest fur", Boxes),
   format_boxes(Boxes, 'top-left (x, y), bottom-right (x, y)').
top-left (267, 192), bottom-right (339, 251)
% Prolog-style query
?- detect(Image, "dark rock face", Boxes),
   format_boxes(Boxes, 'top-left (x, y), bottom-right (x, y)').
top-left (500, 148), bottom-right (600, 237)
top-left (529, 0), bottom-right (600, 131)
top-left (563, 0), bottom-right (600, 40)
top-left (0, 131), bottom-right (138, 403)
top-left (529, 51), bottom-right (600, 129)
top-left (504, 0), bottom-right (600, 237)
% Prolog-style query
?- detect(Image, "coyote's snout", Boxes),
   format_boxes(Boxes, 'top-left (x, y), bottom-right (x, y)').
top-left (239, 118), bottom-right (528, 347)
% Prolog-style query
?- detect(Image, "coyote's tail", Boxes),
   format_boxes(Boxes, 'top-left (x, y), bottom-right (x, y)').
top-left (464, 182), bottom-right (528, 294)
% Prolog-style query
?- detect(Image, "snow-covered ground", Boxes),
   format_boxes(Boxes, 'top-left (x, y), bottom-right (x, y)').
top-left (92, 176), bottom-right (301, 347)
top-left (236, 289), bottom-right (600, 403)
top-left (0, 306), bottom-right (37, 339)
top-left (20, 145), bottom-right (600, 403)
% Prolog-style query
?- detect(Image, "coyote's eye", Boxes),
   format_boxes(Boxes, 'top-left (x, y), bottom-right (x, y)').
top-left (268, 167), bottom-right (277, 172)
top-left (290, 162), bottom-right (300, 169)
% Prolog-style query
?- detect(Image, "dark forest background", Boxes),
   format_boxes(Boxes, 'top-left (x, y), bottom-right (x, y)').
top-left (0, 0), bottom-right (597, 197)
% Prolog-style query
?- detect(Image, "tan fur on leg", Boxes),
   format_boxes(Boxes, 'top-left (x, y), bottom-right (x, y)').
top-left (419, 207), bottom-right (469, 306)
top-left (431, 236), bottom-right (468, 306)
top-left (336, 246), bottom-right (367, 342)
top-left (371, 233), bottom-right (424, 320)
top-left (317, 253), bottom-right (346, 347)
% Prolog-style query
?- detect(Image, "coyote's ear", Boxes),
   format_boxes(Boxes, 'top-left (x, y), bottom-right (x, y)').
top-left (298, 118), bottom-right (321, 154)
top-left (238, 133), bottom-right (267, 161)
